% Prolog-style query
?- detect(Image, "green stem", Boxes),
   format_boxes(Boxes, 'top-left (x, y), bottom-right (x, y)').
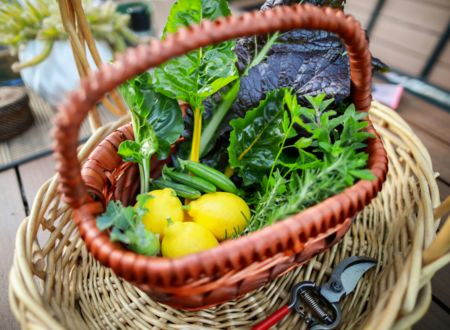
top-left (200, 81), bottom-right (240, 157)
top-left (266, 121), bottom-right (294, 194)
top-left (141, 157), bottom-right (150, 194)
top-left (190, 107), bottom-right (202, 162)
top-left (199, 33), bottom-right (279, 158)
top-left (138, 164), bottom-right (146, 195)
top-left (12, 40), bottom-right (53, 71)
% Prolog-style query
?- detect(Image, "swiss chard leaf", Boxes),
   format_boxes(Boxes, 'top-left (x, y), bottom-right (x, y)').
top-left (141, 88), bottom-right (183, 159)
top-left (117, 140), bottom-right (143, 163)
top-left (228, 90), bottom-right (286, 185)
top-left (153, 0), bottom-right (238, 110)
top-left (119, 72), bottom-right (183, 193)
top-left (120, 73), bottom-right (183, 159)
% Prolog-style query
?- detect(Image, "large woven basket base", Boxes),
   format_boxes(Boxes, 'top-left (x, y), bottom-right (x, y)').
top-left (9, 102), bottom-right (442, 329)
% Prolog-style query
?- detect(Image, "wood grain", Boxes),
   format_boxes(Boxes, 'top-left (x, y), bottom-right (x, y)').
top-left (0, 169), bottom-right (23, 330)
top-left (409, 126), bottom-right (450, 184)
top-left (381, 0), bottom-right (449, 34)
top-left (370, 39), bottom-right (426, 76)
top-left (371, 19), bottom-right (439, 58)
top-left (429, 62), bottom-right (450, 91)
top-left (397, 93), bottom-right (450, 144)
top-left (18, 155), bottom-right (55, 205)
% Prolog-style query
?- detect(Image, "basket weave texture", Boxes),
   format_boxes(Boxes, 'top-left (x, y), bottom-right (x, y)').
top-left (0, 87), bottom-right (33, 141)
top-left (51, 4), bottom-right (388, 309)
top-left (9, 101), bottom-right (448, 329)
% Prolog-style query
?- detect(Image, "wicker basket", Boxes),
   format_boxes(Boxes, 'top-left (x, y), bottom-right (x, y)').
top-left (50, 4), bottom-right (388, 310)
top-left (8, 1), bottom-right (450, 328)
top-left (0, 86), bottom-right (33, 141)
top-left (9, 101), bottom-right (450, 329)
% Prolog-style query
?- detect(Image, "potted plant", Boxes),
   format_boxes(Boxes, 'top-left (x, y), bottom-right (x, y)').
top-left (0, 0), bottom-right (138, 106)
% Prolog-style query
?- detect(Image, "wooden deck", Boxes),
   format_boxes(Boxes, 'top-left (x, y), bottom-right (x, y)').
top-left (0, 91), bottom-right (449, 329)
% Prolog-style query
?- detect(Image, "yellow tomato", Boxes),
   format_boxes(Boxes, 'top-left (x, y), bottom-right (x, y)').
top-left (140, 188), bottom-right (184, 237)
top-left (188, 192), bottom-right (250, 240)
top-left (161, 222), bottom-right (218, 258)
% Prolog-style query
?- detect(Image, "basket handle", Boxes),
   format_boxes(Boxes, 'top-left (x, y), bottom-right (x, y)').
top-left (53, 4), bottom-right (372, 209)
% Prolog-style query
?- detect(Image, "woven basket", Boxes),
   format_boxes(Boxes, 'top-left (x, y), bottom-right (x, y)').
top-left (50, 4), bottom-right (388, 310)
top-left (0, 86), bottom-right (33, 141)
top-left (9, 101), bottom-right (450, 329)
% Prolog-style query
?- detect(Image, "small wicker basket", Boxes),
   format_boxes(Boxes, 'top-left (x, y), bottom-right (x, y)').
top-left (0, 86), bottom-right (33, 141)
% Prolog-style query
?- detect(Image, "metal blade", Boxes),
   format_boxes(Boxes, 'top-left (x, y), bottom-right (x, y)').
top-left (320, 256), bottom-right (376, 303)
top-left (340, 261), bottom-right (376, 295)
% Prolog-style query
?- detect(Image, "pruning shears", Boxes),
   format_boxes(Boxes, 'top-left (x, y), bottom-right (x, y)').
top-left (253, 256), bottom-right (377, 330)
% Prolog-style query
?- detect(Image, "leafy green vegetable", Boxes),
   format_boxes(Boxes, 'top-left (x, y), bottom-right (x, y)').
top-left (200, 32), bottom-right (280, 157)
top-left (228, 90), bottom-right (287, 186)
top-left (119, 72), bottom-right (183, 193)
top-left (152, 0), bottom-right (238, 162)
top-left (240, 90), bottom-right (375, 234)
top-left (97, 195), bottom-right (160, 256)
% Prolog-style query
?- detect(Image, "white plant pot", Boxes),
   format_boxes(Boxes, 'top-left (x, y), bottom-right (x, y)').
top-left (18, 40), bottom-right (113, 106)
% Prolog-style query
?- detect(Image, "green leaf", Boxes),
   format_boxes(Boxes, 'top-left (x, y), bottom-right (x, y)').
top-left (140, 88), bottom-right (183, 158)
top-left (96, 201), bottom-right (135, 232)
top-left (295, 137), bottom-right (313, 150)
top-left (153, 0), bottom-right (238, 109)
top-left (126, 222), bottom-right (160, 256)
top-left (162, 0), bottom-right (201, 37)
top-left (119, 73), bottom-right (184, 193)
top-left (96, 199), bottom-right (160, 256)
top-left (118, 140), bottom-right (142, 163)
top-left (228, 90), bottom-right (286, 185)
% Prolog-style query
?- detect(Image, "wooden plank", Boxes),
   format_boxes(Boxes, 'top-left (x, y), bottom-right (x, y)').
top-left (18, 155), bottom-right (55, 206)
top-left (0, 169), bottom-right (24, 330)
top-left (371, 19), bottom-right (440, 58)
top-left (381, 0), bottom-right (449, 34)
top-left (345, 0), bottom-right (378, 11)
top-left (397, 93), bottom-right (450, 144)
top-left (414, 300), bottom-right (450, 329)
top-left (409, 124), bottom-right (450, 184)
top-left (406, 0), bottom-right (450, 10)
top-left (345, 6), bottom-right (372, 28)
top-left (436, 41), bottom-right (450, 66)
top-left (429, 62), bottom-right (450, 91)
top-left (369, 39), bottom-right (426, 75)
